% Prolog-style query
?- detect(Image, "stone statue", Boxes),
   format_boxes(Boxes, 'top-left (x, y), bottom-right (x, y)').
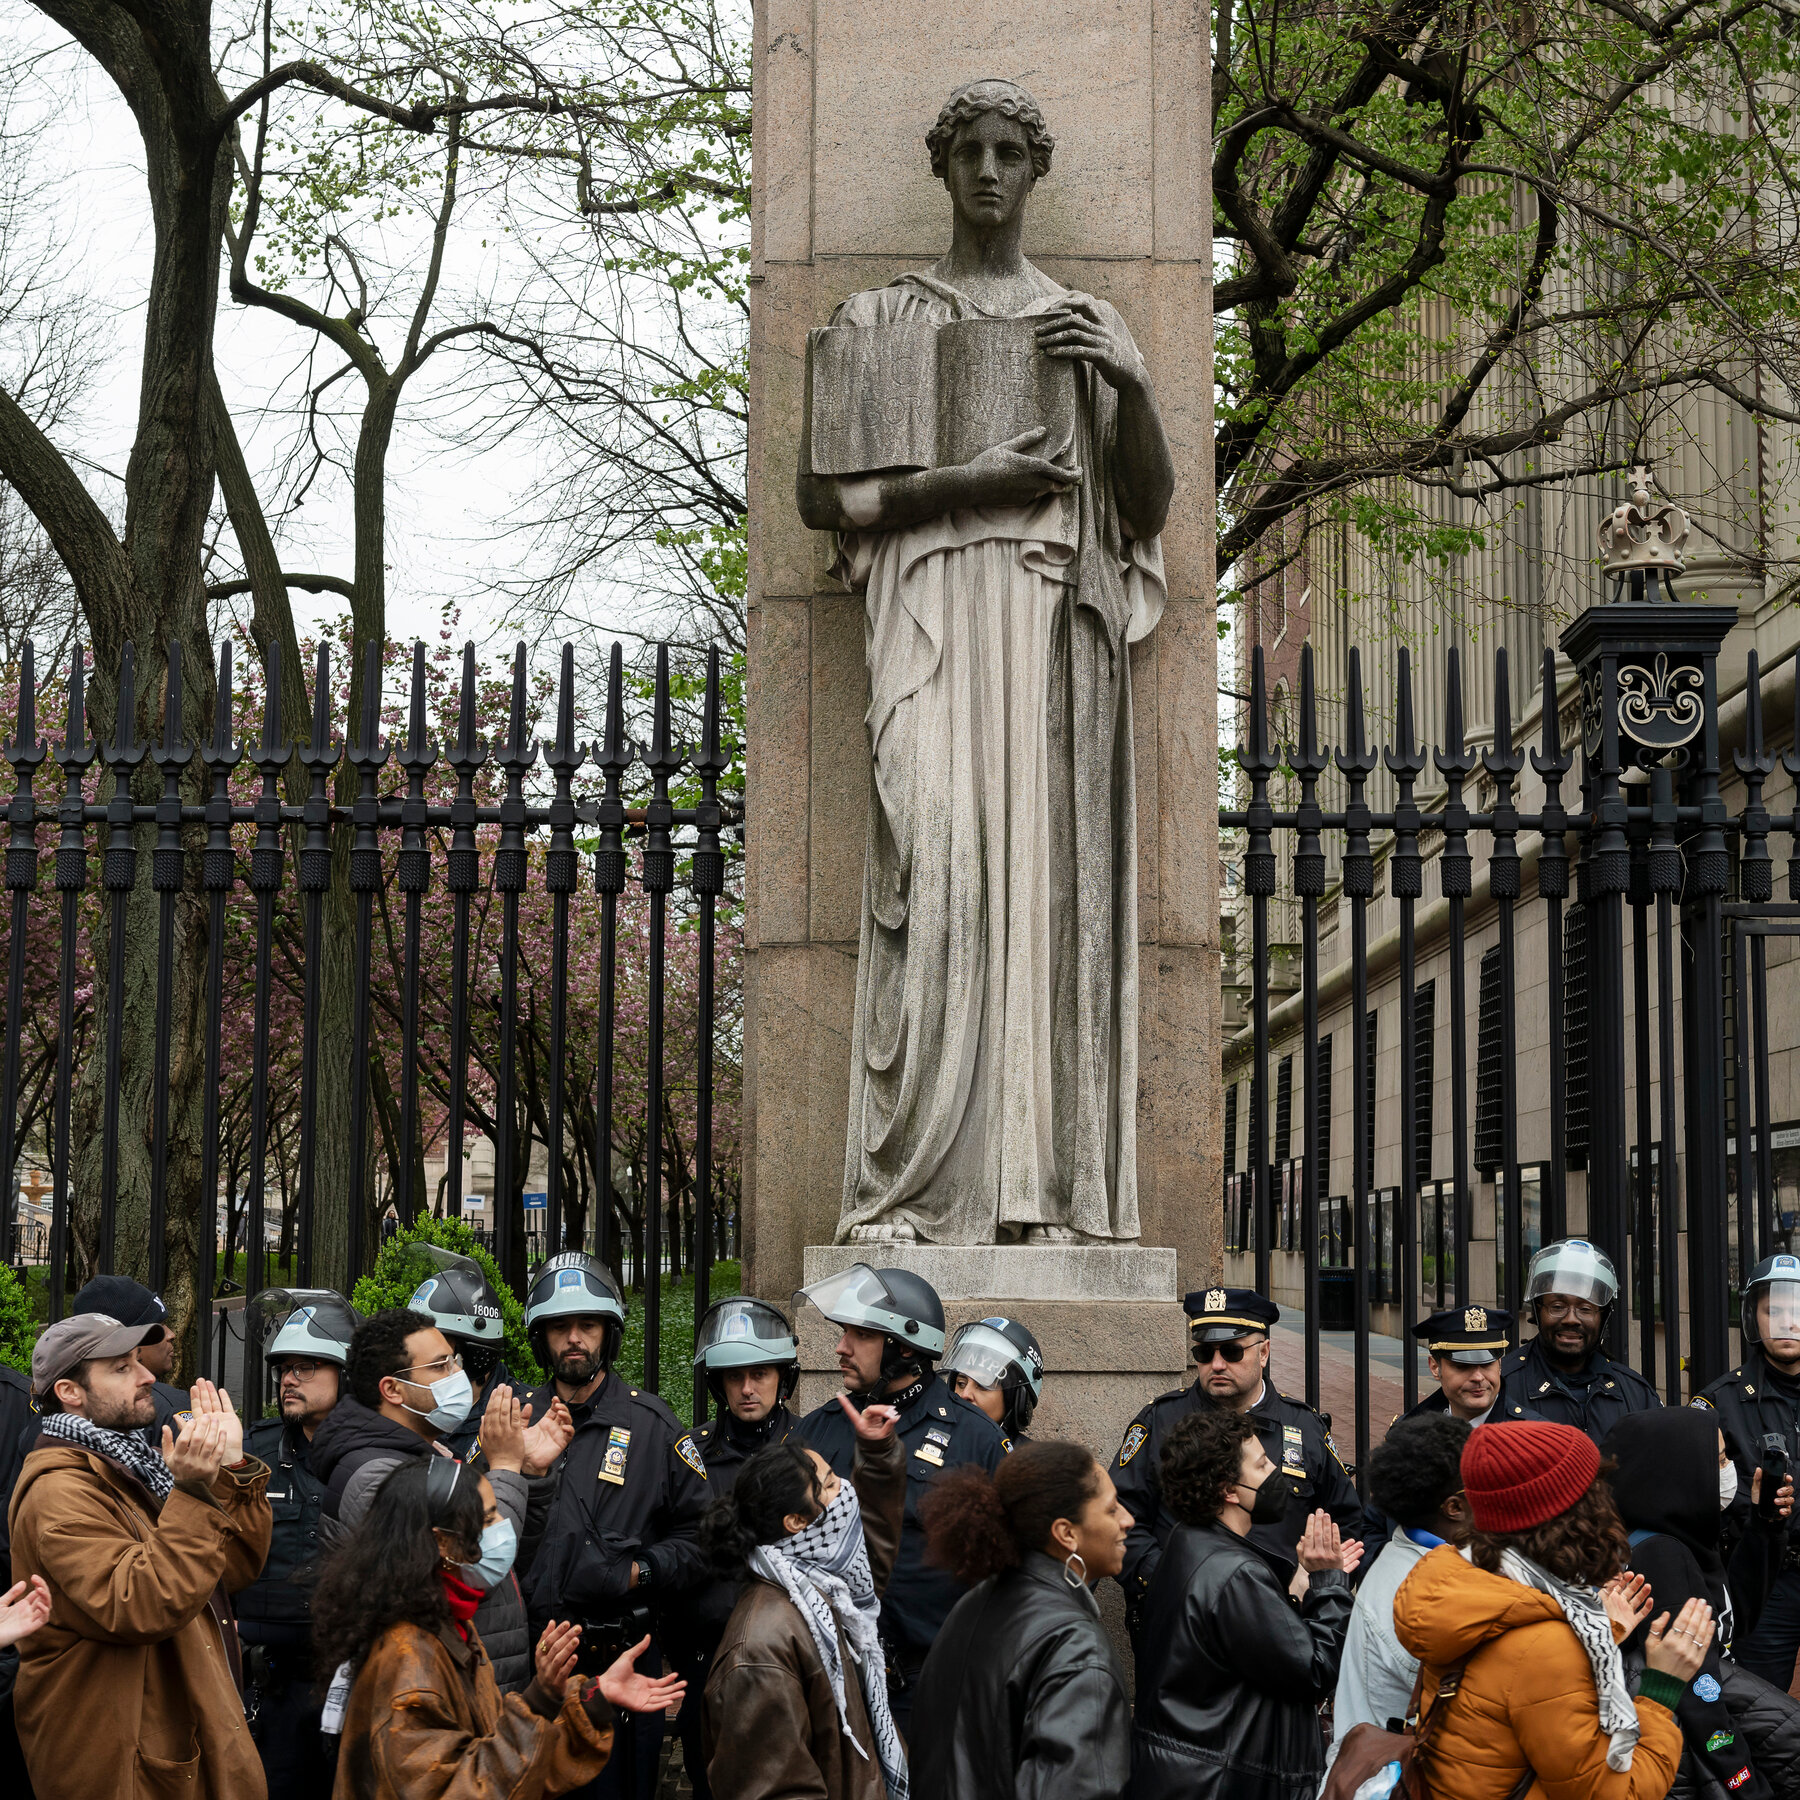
top-left (799, 79), bottom-right (1175, 1247)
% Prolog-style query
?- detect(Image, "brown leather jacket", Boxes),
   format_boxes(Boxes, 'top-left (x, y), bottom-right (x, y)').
top-left (8, 1440), bottom-right (273, 1800)
top-left (332, 1620), bottom-right (613, 1800)
top-left (702, 1433), bottom-right (907, 1800)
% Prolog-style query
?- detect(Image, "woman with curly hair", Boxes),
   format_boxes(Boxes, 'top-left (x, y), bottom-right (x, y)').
top-left (313, 1456), bottom-right (682, 1800)
top-left (701, 1397), bottom-right (905, 1800)
top-left (1391, 1420), bottom-right (1710, 1800)
top-left (1129, 1408), bottom-right (1356, 1800)
top-left (907, 1439), bottom-right (1132, 1799)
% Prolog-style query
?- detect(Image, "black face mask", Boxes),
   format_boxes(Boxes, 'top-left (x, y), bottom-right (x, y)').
top-left (1238, 1471), bottom-right (1293, 1525)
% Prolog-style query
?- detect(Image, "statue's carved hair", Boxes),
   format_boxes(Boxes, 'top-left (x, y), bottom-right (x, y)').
top-left (926, 80), bottom-right (1055, 181)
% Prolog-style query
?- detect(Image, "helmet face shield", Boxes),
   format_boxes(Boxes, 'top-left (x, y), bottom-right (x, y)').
top-left (694, 1297), bottom-right (800, 1370)
top-left (525, 1252), bottom-right (625, 1329)
top-left (943, 1322), bottom-right (1043, 1398)
top-left (403, 1245), bottom-right (506, 1343)
top-left (793, 1263), bottom-right (947, 1357)
top-left (1760, 1279), bottom-right (1800, 1344)
top-left (251, 1288), bottom-right (360, 1365)
top-left (1525, 1240), bottom-right (1619, 1311)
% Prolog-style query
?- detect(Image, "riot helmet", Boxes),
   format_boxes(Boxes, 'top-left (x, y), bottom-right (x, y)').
top-left (524, 1251), bottom-right (627, 1370)
top-left (1741, 1252), bottom-right (1800, 1350)
top-left (251, 1288), bottom-right (361, 1368)
top-left (694, 1296), bottom-right (801, 1406)
top-left (1525, 1239), bottom-right (1620, 1324)
top-left (794, 1263), bottom-right (946, 1389)
top-left (404, 1245), bottom-right (508, 1385)
top-left (943, 1317), bottom-right (1044, 1437)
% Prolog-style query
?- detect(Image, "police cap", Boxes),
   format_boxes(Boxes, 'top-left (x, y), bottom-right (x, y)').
top-left (1413, 1303), bottom-right (1514, 1365)
top-left (1182, 1285), bottom-right (1279, 1344)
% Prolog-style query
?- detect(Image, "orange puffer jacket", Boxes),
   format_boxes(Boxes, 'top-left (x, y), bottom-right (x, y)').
top-left (1391, 1546), bottom-right (1684, 1800)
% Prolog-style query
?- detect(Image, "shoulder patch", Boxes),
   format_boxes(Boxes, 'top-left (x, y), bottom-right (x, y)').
top-left (1690, 1395), bottom-right (1715, 1410)
top-left (1117, 1422), bottom-right (1149, 1466)
top-left (674, 1434), bottom-right (707, 1479)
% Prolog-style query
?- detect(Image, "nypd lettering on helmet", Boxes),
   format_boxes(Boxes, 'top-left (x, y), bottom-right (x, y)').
top-left (558, 1270), bottom-right (584, 1289)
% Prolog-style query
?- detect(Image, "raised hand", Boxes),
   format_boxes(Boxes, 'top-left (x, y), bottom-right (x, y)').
top-left (479, 1386), bottom-right (527, 1474)
top-left (1751, 1467), bottom-right (1795, 1520)
top-left (520, 1398), bottom-right (574, 1477)
top-left (1337, 1536), bottom-right (1365, 1574)
top-left (188, 1378), bottom-right (244, 1468)
top-left (1601, 1571), bottom-right (1653, 1640)
top-left (595, 1635), bottom-right (688, 1715)
top-left (0, 1575), bottom-right (51, 1649)
top-left (841, 1395), bottom-right (899, 1443)
top-left (1034, 293), bottom-right (1144, 391)
top-left (164, 1410), bottom-right (227, 1492)
top-left (535, 1619), bottom-right (581, 1692)
top-left (1296, 1509), bottom-right (1345, 1573)
top-left (1645, 1597), bottom-right (1715, 1682)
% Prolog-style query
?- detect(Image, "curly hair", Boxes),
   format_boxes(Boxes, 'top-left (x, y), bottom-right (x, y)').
top-left (700, 1443), bottom-right (825, 1580)
top-left (1369, 1415), bottom-right (1472, 1529)
top-left (925, 79), bottom-right (1056, 181)
top-left (310, 1458), bottom-right (484, 1683)
top-left (1468, 1469), bottom-right (1630, 1586)
top-left (346, 1308), bottom-right (434, 1409)
top-left (921, 1440), bottom-right (1100, 1585)
top-left (1160, 1409), bottom-right (1259, 1528)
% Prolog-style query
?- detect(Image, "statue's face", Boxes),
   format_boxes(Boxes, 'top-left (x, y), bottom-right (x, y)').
top-left (942, 109), bottom-right (1035, 230)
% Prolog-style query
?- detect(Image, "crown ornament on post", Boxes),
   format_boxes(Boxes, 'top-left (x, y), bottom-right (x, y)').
top-left (1599, 463), bottom-right (1690, 600)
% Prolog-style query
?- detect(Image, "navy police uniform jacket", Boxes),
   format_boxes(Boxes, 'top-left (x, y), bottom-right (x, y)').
top-left (1363, 1389), bottom-right (1546, 1542)
top-left (518, 1369), bottom-right (711, 1635)
top-left (690, 1403), bottom-right (799, 1499)
top-left (1495, 1339), bottom-right (1660, 1443)
top-left (801, 1374), bottom-right (1006, 1665)
top-left (1112, 1379), bottom-right (1367, 1620)
top-left (1693, 1348), bottom-right (1800, 1560)
top-left (235, 1417), bottom-right (329, 1649)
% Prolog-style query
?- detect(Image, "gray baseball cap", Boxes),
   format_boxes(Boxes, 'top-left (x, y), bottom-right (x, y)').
top-left (32, 1312), bottom-right (167, 1397)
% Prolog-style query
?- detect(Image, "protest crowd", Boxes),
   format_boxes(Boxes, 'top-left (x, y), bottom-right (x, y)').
top-left (4, 1240), bottom-right (1800, 1799)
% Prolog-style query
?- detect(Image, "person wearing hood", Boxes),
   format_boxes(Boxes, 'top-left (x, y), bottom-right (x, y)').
top-left (1602, 1408), bottom-right (1799, 1800)
top-left (701, 1396), bottom-right (906, 1800)
top-left (309, 1309), bottom-right (570, 1691)
top-left (1129, 1406), bottom-right (1357, 1800)
top-left (1391, 1420), bottom-right (1700, 1800)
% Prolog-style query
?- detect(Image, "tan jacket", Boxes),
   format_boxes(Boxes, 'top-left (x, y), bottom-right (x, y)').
top-left (7, 1439), bottom-right (273, 1800)
top-left (1393, 1545), bottom-right (1684, 1800)
top-left (703, 1435), bottom-right (907, 1800)
top-left (332, 1619), bottom-right (613, 1800)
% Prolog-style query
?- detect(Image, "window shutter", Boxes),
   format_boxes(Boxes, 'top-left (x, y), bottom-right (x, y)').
top-left (1362, 1010), bottom-right (1378, 1193)
top-left (1564, 903), bottom-right (1589, 1170)
top-left (1224, 1082), bottom-right (1239, 1180)
top-left (1275, 1055), bottom-right (1294, 1164)
top-left (1475, 947), bottom-right (1503, 1177)
top-left (1413, 980), bottom-right (1436, 1185)
top-left (1315, 1034), bottom-right (1333, 1201)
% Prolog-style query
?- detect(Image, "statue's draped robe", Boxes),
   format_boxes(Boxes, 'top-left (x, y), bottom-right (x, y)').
top-left (835, 269), bottom-right (1165, 1244)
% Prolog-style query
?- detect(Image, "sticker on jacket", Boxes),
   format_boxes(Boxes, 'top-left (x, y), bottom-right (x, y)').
top-left (1693, 1673), bottom-right (1722, 1702)
top-left (1728, 1769), bottom-right (1751, 1790)
top-left (675, 1434), bottom-right (707, 1479)
top-left (599, 1425), bottom-right (631, 1486)
top-left (1706, 1732), bottom-right (1735, 1752)
top-left (1117, 1423), bottom-right (1148, 1465)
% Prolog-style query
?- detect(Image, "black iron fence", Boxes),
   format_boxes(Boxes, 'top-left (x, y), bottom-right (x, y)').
top-left (0, 631), bottom-right (736, 1418)
top-left (1222, 584), bottom-right (1794, 1488)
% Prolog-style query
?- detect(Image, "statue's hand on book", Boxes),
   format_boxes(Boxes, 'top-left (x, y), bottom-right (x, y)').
top-left (1035, 293), bottom-right (1145, 393)
top-left (953, 426), bottom-right (1082, 508)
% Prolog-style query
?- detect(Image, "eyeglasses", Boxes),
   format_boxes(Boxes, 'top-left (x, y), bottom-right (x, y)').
top-left (1537, 1299), bottom-right (1602, 1323)
top-left (1201, 1339), bottom-right (1260, 1364)
top-left (275, 1359), bottom-right (329, 1380)
top-left (400, 1352), bottom-right (463, 1379)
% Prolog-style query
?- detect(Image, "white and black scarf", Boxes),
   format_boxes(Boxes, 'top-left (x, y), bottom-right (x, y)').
top-left (750, 1483), bottom-right (908, 1800)
top-left (41, 1409), bottom-right (175, 1506)
top-left (1496, 1546), bottom-right (1640, 1770)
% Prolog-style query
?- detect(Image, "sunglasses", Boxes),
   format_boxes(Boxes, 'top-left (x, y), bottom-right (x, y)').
top-left (1199, 1338), bottom-right (1261, 1364)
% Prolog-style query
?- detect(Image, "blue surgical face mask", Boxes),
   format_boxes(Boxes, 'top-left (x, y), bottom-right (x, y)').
top-left (401, 1369), bottom-right (474, 1433)
top-left (459, 1517), bottom-right (519, 1591)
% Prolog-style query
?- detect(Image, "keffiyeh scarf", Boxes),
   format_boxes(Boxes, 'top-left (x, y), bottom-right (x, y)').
top-left (750, 1483), bottom-right (909, 1800)
top-left (1496, 1546), bottom-right (1641, 1771)
top-left (41, 1409), bottom-right (175, 1506)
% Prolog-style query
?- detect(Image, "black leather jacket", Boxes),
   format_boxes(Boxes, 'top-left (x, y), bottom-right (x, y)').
top-left (910, 1552), bottom-right (1130, 1800)
top-left (1130, 1522), bottom-right (1350, 1800)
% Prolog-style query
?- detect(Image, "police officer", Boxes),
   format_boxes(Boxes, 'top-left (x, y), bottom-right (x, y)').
top-left (941, 1316), bottom-right (1043, 1449)
top-left (1496, 1239), bottom-right (1659, 1441)
top-left (404, 1245), bottom-right (520, 1460)
top-left (517, 1252), bottom-right (710, 1800)
top-left (1405, 1306), bottom-right (1542, 1427)
top-left (237, 1289), bottom-right (359, 1800)
top-left (1111, 1286), bottom-right (1367, 1642)
top-left (795, 1262), bottom-right (1005, 1734)
top-left (1693, 1252), bottom-right (1800, 1688)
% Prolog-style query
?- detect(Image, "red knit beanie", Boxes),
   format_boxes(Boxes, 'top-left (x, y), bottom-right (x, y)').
top-left (1461, 1420), bottom-right (1600, 1533)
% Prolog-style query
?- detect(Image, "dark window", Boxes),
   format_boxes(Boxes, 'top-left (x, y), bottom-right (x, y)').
top-left (1475, 947), bottom-right (1503, 1178)
top-left (1224, 1082), bottom-right (1239, 1180)
top-left (1565, 904), bottom-right (1589, 1169)
top-left (1315, 1034), bottom-right (1333, 1202)
top-left (1362, 1010), bottom-right (1378, 1193)
top-left (1275, 1055), bottom-right (1294, 1163)
top-left (1412, 980), bottom-right (1436, 1185)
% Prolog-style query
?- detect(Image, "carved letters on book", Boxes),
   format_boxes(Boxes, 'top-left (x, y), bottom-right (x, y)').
top-left (806, 316), bottom-right (1079, 476)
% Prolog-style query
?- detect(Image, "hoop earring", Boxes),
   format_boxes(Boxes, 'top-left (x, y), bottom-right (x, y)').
top-left (1063, 1551), bottom-right (1087, 1589)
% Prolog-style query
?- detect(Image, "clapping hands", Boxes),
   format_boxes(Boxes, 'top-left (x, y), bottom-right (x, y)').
top-left (0, 1575), bottom-right (50, 1649)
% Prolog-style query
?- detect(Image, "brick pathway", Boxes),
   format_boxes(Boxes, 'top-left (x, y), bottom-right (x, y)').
top-left (1270, 1316), bottom-right (1416, 1465)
